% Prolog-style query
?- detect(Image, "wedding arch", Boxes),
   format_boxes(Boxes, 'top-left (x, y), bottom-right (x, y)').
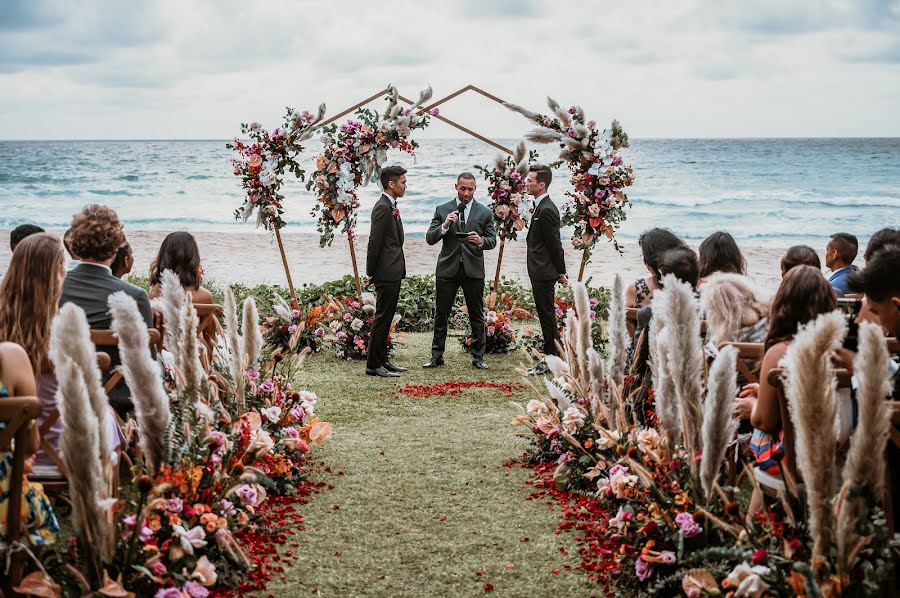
top-left (228, 84), bottom-right (635, 304)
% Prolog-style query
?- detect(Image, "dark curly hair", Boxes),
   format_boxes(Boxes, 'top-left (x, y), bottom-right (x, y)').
top-left (149, 232), bottom-right (202, 290)
top-left (764, 265), bottom-right (836, 351)
top-left (698, 231), bottom-right (746, 278)
top-left (68, 204), bottom-right (125, 261)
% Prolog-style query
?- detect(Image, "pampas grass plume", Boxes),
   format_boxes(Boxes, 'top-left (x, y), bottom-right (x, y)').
top-left (649, 293), bottom-right (681, 450)
top-left (701, 345), bottom-right (739, 501)
top-left (108, 292), bottom-right (170, 477)
top-left (503, 102), bottom-right (538, 121)
top-left (224, 286), bottom-right (245, 406)
top-left (242, 297), bottom-right (263, 368)
top-left (782, 310), bottom-right (846, 558)
top-left (608, 274), bottom-right (627, 389)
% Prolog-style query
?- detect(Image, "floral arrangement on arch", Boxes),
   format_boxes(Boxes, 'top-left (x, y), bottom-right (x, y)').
top-left (510, 277), bottom-right (894, 595)
top-left (39, 272), bottom-right (333, 596)
top-left (506, 98), bottom-right (635, 253)
top-left (474, 141), bottom-right (538, 241)
top-left (326, 294), bottom-right (396, 360)
top-left (307, 85), bottom-right (436, 247)
top-left (227, 105), bottom-right (326, 231)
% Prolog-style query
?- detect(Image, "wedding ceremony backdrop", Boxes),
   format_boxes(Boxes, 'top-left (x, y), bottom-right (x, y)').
top-left (228, 84), bottom-right (637, 304)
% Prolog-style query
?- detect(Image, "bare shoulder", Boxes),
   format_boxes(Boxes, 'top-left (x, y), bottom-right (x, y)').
top-left (0, 341), bottom-right (36, 395)
top-left (194, 287), bottom-right (215, 305)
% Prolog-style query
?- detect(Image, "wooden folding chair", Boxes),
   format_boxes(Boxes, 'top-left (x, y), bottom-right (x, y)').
top-left (193, 304), bottom-right (224, 370)
top-left (0, 396), bottom-right (42, 589)
top-left (718, 342), bottom-right (764, 488)
top-left (90, 329), bottom-right (161, 395)
top-left (887, 337), bottom-right (899, 354)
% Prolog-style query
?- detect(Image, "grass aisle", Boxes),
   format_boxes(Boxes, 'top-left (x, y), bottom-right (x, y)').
top-left (266, 332), bottom-right (598, 597)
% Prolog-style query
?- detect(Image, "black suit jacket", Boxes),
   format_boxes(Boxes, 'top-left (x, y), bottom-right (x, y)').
top-left (366, 193), bottom-right (406, 283)
top-left (60, 263), bottom-right (154, 406)
top-left (425, 199), bottom-right (497, 279)
top-left (526, 196), bottom-right (566, 281)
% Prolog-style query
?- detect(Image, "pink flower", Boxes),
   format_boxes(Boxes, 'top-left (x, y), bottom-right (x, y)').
top-left (150, 561), bottom-right (167, 577)
top-left (430, 108), bottom-right (440, 116)
top-left (236, 484), bottom-right (259, 506)
top-left (184, 581), bottom-right (210, 598)
top-left (246, 368), bottom-right (259, 381)
top-left (155, 589), bottom-right (183, 598)
top-left (635, 558), bottom-right (653, 581)
top-left (166, 497), bottom-right (184, 514)
top-left (675, 512), bottom-right (702, 538)
top-left (751, 548), bottom-right (768, 566)
top-left (393, 207), bottom-right (400, 218)
top-left (259, 380), bottom-right (275, 394)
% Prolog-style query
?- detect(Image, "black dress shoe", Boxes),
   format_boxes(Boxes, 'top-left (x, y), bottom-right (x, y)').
top-left (472, 358), bottom-right (488, 369)
top-left (527, 362), bottom-right (550, 376)
top-left (383, 361), bottom-right (408, 373)
top-left (422, 357), bottom-right (445, 368)
top-left (366, 366), bottom-right (400, 377)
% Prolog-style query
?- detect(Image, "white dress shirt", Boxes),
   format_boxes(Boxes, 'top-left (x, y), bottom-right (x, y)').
top-left (441, 200), bottom-right (473, 235)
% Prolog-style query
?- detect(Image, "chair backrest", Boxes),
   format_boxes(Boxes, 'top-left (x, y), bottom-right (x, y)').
top-left (888, 337), bottom-right (899, 354)
top-left (718, 342), bottom-right (764, 384)
top-left (0, 396), bottom-right (42, 585)
top-left (767, 367), bottom-right (852, 483)
top-left (193, 304), bottom-right (224, 367)
top-left (89, 328), bottom-right (161, 394)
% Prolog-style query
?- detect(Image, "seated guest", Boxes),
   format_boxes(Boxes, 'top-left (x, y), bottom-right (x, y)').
top-left (0, 233), bottom-right (124, 473)
top-left (700, 273), bottom-right (769, 346)
top-left (625, 228), bottom-right (686, 308)
top-left (111, 241), bottom-right (134, 279)
top-left (825, 232), bottom-right (858, 295)
top-left (780, 244), bottom-right (820, 277)
top-left (10, 224), bottom-right (45, 252)
top-left (0, 340), bottom-right (59, 547)
top-left (734, 266), bottom-right (836, 488)
top-left (863, 227), bottom-right (900, 262)
top-left (148, 232), bottom-right (214, 304)
top-left (698, 231), bottom-right (746, 285)
top-left (60, 205), bottom-right (153, 416)
top-left (62, 227), bottom-right (82, 271)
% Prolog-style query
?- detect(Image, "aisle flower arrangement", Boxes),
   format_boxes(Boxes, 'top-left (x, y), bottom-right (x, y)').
top-left (37, 272), bottom-right (334, 596)
top-left (475, 141), bottom-right (538, 241)
top-left (307, 84), bottom-right (435, 247)
top-left (262, 293), bottom-right (332, 354)
top-left (510, 277), bottom-right (894, 596)
top-left (326, 294), bottom-right (394, 360)
top-left (227, 105), bottom-right (326, 231)
top-left (506, 98), bottom-right (635, 253)
top-left (458, 308), bottom-right (518, 354)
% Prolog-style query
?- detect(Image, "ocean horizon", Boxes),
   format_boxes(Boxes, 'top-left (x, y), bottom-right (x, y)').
top-left (2, 137), bottom-right (897, 248)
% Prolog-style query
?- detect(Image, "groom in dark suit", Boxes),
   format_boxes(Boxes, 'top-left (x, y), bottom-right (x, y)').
top-left (424, 172), bottom-right (497, 369)
top-left (525, 164), bottom-right (567, 376)
top-left (365, 165), bottom-right (409, 378)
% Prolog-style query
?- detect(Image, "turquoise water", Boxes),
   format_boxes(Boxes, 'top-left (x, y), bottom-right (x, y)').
top-left (1, 138), bottom-right (897, 245)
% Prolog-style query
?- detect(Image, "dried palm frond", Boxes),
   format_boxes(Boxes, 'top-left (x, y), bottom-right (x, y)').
top-left (836, 323), bottom-right (892, 572)
top-left (782, 310), bottom-right (846, 558)
top-left (503, 102), bottom-right (539, 121)
top-left (608, 274), bottom-right (628, 389)
top-left (55, 355), bottom-right (111, 578)
top-left (48, 303), bottom-right (111, 477)
top-left (701, 345), bottom-right (739, 501)
top-left (658, 275), bottom-right (704, 468)
top-left (242, 297), bottom-right (263, 368)
top-left (108, 292), bottom-right (170, 477)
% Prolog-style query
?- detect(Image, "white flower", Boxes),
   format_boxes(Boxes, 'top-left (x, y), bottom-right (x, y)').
top-left (299, 390), bottom-right (317, 406)
top-left (634, 428), bottom-right (660, 454)
top-left (562, 406), bottom-right (585, 433)
top-left (329, 319), bottom-right (342, 332)
top-left (526, 399), bottom-right (549, 416)
top-left (173, 525), bottom-right (208, 555)
top-left (250, 429), bottom-right (274, 452)
top-left (595, 429), bottom-right (621, 450)
top-left (262, 406), bottom-right (282, 423)
top-left (725, 563), bottom-right (771, 598)
top-left (600, 464), bottom-right (638, 498)
top-left (259, 168), bottom-right (277, 188)
top-left (350, 318), bottom-right (364, 332)
top-left (485, 311), bottom-right (498, 325)
top-left (609, 506), bottom-right (629, 532)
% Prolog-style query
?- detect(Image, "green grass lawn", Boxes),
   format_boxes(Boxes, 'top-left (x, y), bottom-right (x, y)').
top-left (266, 331), bottom-right (599, 597)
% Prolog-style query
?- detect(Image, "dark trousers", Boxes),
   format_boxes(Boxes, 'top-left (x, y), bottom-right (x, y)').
top-left (366, 280), bottom-right (401, 370)
top-left (531, 277), bottom-right (559, 356)
top-left (432, 270), bottom-right (485, 359)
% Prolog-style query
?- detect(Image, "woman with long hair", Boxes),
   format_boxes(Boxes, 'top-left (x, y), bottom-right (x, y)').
top-left (698, 231), bottom-right (746, 282)
top-left (0, 233), bottom-right (123, 474)
top-left (148, 232), bottom-right (213, 303)
top-left (625, 228), bottom-right (686, 308)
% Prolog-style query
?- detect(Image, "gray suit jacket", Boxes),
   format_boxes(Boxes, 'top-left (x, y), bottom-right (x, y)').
top-left (426, 199), bottom-right (497, 279)
top-left (60, 263), bottom-right (154, 412)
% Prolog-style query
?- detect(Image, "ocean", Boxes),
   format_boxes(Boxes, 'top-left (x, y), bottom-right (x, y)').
top-left (1, 138), bottom-right (897, 247)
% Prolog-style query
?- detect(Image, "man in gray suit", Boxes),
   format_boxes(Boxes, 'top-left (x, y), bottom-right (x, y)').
top-left (60, 204), bottom-right (153, 417)
top-left (424, 172), bottom-right (497, 369)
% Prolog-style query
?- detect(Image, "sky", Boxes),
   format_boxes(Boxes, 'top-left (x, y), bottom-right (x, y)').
top-left (1, 0), bottom-right (899, 139)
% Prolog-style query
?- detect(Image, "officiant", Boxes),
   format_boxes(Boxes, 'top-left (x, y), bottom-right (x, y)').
top-left (423, 172), bottom-right (497, 369)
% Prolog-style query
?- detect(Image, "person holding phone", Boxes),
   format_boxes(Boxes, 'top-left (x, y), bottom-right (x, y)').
top-left (423, 172), bottom-right (497, 369)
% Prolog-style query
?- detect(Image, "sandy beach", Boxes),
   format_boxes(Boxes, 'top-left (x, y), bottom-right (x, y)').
top-left (0, 229), bottom-right (791, 293)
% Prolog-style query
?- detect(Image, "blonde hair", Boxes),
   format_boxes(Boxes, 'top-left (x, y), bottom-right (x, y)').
top-left (0, 232), bottom-right (65, 374)
top-left (699, 272), bottom-right (770, 345)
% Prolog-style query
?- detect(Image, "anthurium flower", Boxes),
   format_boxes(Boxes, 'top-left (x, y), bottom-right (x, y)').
top-left (172, 525), bottom-right (208, 555)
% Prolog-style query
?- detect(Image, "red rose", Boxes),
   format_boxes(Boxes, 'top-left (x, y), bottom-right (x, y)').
top-left (751, 549), bottom-right (768, 566)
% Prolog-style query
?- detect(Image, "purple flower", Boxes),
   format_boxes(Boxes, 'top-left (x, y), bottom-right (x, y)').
top-left (343, 313), bottom-right (354, 323)
top-left (675, 512), bottom-right (702, 538)
top-left (247, 367), bottom-right (259, 381)
top-left (635, 558), bottom-right (653, 581)
top-left (139, 525), bottom-right (153, 542)
top-left (567, 128), bottom-right (578, 139)
top-left (184, 581), bottom-right (210, 598)
top-left (123, 514), bottom-right (136, 529)
top-left (155, 590), bottom-right (184, 598)
top-left (430, 108), bottom-right (440, 116)
top-left (556, 453), bottom-right (569, 464)
top-left (609, 464), bottom-right (628, 477)
top-left (288, 324), bottom-right (298, 334)
top-left (236, 484), bottom-right (259, 506)
top-left (315, 327), bottom-right (325, 337)
top-left (219, 499), bottom-right (236, 517)
top-left (568, 106), bottom-right (578, 115)
top-left (166, 497), bottom-right (184, 514)
top-left (259, 380), bottom-right (275, 394)
top-left (290, 405), bottom-right (305, 421)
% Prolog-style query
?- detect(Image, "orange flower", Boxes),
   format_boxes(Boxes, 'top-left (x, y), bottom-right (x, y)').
top-left (310, 421), bottom-right (333, 445)
top-left (248, 154), bottom-right (263, 169)
top-left (193, 503), bottom-right (209, 516)
top-left (315, 155), bottom-right (327, 170)
top-left (201, 512), bottom-right (220, 533)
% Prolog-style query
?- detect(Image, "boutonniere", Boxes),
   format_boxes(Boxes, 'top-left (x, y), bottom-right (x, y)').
top-left (393, 207), bottom-right (400, 218)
